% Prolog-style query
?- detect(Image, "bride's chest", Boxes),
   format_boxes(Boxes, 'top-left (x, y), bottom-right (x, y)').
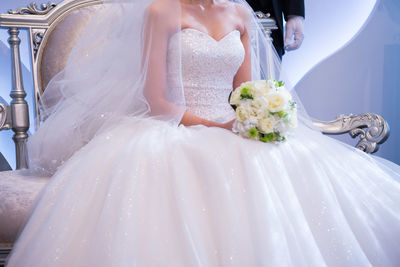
top-left (167, 28), bottom-right (245, 85)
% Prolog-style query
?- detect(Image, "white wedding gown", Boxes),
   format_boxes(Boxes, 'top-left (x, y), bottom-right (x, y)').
top-left (6, 28), bottom-right (400, 267)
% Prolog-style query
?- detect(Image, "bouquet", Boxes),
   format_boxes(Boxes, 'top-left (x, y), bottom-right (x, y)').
top-left (229, 79), bottom-right (297, 143)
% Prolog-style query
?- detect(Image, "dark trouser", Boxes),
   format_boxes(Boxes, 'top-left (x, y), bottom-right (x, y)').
top-left (0, 152), bottom-right (12, 171)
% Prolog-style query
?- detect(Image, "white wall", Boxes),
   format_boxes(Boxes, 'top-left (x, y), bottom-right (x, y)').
top-left (282, 0), bottom-right (377, 87)
top-left (287, 0), bottom-right (400, 164)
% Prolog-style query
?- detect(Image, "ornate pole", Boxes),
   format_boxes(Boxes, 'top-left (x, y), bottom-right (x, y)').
top-left (8, 27), bottom-right (29, 169)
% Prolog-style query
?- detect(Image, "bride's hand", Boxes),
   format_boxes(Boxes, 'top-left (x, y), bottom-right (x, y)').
top-left (222, 119), bottom-right (235, 131)
top-left (180, 112), bottom-right (235, 130)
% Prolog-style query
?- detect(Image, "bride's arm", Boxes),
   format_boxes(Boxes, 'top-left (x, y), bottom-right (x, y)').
top-left (143, 3), bottom-right (230, 129)
top-left (179, 112), bottom-right (230, 128)
top-left (142, 4), bottom-right (182, 119)
top-left (233, 5), bottom-right (252, 89)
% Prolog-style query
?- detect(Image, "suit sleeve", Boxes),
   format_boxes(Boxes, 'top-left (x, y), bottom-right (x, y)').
top-left (282, 0), bottom-right (305, 20)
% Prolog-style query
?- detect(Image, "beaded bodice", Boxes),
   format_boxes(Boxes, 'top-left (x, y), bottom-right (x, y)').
top-left (167, 28), bottom-right (245, 122)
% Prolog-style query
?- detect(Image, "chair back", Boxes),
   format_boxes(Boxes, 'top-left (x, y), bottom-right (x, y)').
top-left (39, 5), bottom-right (99, 95)
top-left (0, 0), bottom-right (103, 169)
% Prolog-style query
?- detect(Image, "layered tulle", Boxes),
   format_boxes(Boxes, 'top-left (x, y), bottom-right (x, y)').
top-left (7, 118), bottom-right (400, 267)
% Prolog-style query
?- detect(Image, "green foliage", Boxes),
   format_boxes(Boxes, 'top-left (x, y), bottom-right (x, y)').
top-left (249, 128), bottom-right (259, 139)
top-left (275, 80), bottom-right (285, 87)
top-left (289, 101), bottom-right (296, 110)
top-left (277, 111), bottom-right (288, 118)
top-left (240, 87), bottom-right (254, 100)
top-left (260, 132), bottom-right (275, 143)
top-left (259, 132), bottom-right (286, 143)
top-left (269, 111), bottom-right (288, 119)
top-left (276, 135), bottom-right (286, 142)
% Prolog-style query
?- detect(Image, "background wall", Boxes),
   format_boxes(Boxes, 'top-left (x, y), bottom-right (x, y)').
top-left (283, 0), bottom-right (400, 164)
top-left (0, 0), bottom-right (399, 168)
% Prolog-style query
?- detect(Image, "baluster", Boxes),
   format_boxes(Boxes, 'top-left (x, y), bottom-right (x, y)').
top-left (8, 27), bottom-right (29, 169)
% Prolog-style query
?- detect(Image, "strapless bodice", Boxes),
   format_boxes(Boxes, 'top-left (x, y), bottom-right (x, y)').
top-left (167, 28), bottom-right (245, 122)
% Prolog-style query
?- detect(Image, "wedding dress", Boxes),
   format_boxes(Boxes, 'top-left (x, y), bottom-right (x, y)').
top-left (5, 20), bottom-right (400, 266)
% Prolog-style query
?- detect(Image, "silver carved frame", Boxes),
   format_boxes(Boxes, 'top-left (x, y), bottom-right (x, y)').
top-left (0, 1), bottom-right (390, 171)
top-left (0, 0), bottom-right (103, 170)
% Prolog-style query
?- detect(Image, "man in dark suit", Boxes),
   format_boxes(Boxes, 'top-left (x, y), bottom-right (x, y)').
top-left (247, 0), bottom-right (305, 58)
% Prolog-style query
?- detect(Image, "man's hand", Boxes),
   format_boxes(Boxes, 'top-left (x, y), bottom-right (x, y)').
top-left (284, 15), bottom-right (304, 51)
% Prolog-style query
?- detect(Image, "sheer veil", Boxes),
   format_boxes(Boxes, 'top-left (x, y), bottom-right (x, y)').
top-left (27, 0), bottom-right (297, 175)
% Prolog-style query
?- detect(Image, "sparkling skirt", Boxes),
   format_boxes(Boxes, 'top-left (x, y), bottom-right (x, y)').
top-left (6, 117), bottom-right (400, 267)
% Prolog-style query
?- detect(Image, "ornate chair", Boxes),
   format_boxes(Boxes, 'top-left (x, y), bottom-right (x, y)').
top-left (0, 1), bottom-right (390, 265)
top-left (0, 1), bottom-right (103, 265)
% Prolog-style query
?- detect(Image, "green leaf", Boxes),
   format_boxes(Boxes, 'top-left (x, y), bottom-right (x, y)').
top-left (289, 101), bottom-right (296, 110)
top-left (275, 132), bottom-right (286, 142)
top-left (260, 132), bottom-right (275, 143)
top-left (249, 127), bottom-right (259, 139)
top-left (240, 87), bottom-right (254, 100)
top-left (277, 111), bottom-right (288, 118)
top-left (275, 80), bottom-right (285, 87)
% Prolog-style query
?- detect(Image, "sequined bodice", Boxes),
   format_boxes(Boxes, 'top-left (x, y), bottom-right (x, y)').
top-left (167, 28), bottom-right (245, 122)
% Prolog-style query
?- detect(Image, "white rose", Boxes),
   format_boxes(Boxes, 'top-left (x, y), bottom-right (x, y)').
top-left (240, 81), bottom-right (254, 88)
top-left (254, 80), bottom-right (271, 97)
top-left (254, 80), bottom-right (267, 88)
top-left (251, 96), bottom-right (269, 110)
top-left (276, 121), bottom-right (289, 136)
top-left (230, 89), bottom-right (242, 105)
top-left (247, 115), bottom-right (259, 125)
top-left (266, 79), bottom-right (276, 90)
top-left (276, 86), bottom-right (293, 101)
top-left (288, 112), bottom-right (298, 128)
top-left (258, 116), bottom-right (277, 133)
top-left (236, 104), bottom-right (252, 121)
top-left (266, 92), bottom-right (288, 112)
top-left (243, 120), bottom-right (257, 131)
top-left (253, 99), bottom-right (269, 119)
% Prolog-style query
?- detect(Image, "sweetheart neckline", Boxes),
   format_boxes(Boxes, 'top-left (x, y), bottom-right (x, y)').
top-left (179, 28), bottom-right (240, 42)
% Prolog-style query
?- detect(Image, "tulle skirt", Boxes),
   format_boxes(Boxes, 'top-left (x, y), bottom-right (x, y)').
top-left (6, 117), bottom-right (400, 267)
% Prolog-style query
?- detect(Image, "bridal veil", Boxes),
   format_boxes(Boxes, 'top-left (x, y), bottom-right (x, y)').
top-left (27, 0), bottom-right (292, 174)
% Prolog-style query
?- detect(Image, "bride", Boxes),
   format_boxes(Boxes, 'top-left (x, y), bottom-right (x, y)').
top-left (5, 0), bottom-right (400, 266)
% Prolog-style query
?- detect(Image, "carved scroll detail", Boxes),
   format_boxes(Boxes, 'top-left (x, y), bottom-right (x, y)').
top-left (8, 2), bottom-right (57, 15)
top-left (313, 113), bottom-right (390, 154)
top-left (346, 114), bottom-right (390, 153)
top-left (0, 102), bottom-right (11, 131)
top-left (31, 29), bottom-right (46, 57)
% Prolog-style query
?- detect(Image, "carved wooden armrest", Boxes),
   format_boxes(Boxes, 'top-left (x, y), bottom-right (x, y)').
top-left (312, 114), bottom-right (390, 154)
